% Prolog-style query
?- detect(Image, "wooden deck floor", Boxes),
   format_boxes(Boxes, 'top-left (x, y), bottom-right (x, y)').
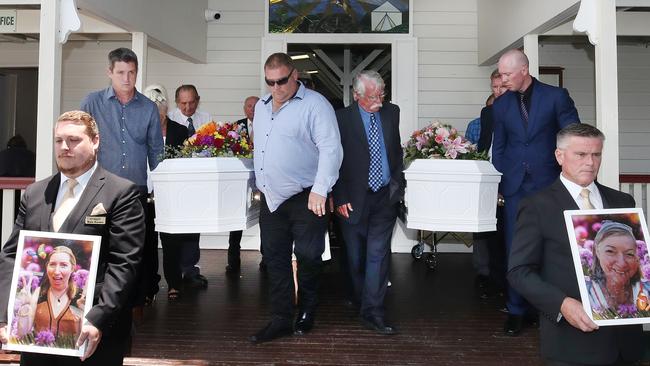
top-left (4, 249), bottom-right (647, 365)
top-left (129, 250), bottom-right (544, 365)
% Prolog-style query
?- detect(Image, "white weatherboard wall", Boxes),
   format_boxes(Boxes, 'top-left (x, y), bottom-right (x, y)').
top-left (146, 0), bottom-right (263, 123)
top-left (414, 0), bottom-right (495, 132)
top-left (539, 42), bottom-right (650, 174)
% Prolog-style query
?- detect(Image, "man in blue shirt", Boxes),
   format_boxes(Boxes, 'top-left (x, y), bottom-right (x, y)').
top-left (250, 53), bottom-right (342, 343)
top-left (80, 48), bottom-right (164, 307)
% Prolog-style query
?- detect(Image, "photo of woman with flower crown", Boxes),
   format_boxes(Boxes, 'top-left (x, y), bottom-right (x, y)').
top-left (565, 208), bottom-right (650, 326)
top-left (4, 230), bottom-right (100, 357)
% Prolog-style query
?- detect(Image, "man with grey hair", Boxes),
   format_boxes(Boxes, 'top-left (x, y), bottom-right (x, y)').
top-left (508, 123), bottom-right (644, 364)
top-left (492, 49), bottom-right (580, 335)
top-left (332, 70), bottom-right (405, 335)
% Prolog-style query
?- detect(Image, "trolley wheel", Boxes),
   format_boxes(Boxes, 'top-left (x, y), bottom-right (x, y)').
top-left (411, 242), bottom-right (425, 260)
top-left (425, 252), bottom-right (438, 271)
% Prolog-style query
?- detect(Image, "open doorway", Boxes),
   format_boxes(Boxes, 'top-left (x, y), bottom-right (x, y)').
top-left (287, 43), bottom-right (391, 110)
top-left (0, 68), bottom-right (38, 153)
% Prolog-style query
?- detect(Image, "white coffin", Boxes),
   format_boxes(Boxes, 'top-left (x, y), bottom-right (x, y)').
top-left (404, 159), bottom-right (501, 233)
top-left (150, 157), bottom-right (259, 233)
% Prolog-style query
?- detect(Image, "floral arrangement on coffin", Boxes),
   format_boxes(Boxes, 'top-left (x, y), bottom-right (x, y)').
top-left (164, 121), bottom-right (252, 159)
top-left (403, 121), bottom-right (488, 166)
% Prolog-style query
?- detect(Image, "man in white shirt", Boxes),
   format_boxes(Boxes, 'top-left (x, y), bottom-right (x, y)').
top-left (167, 85), bottom-right (211, 133)
top-left (507, 123), bottom-right (643, 365)
top-left (167, 84), bottom-right (211, 288)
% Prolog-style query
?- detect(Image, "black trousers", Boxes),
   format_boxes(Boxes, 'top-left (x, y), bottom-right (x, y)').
top-left (160, 233), bottom-right (200, 289)
top-left (135, 193), bottom-right (160, 304)
top-left (21, 310), bottom-right (132, 366)
top-left (337, 186), bottom-right (397, 318)
top-left (259, 189), bottom-right (328, 319)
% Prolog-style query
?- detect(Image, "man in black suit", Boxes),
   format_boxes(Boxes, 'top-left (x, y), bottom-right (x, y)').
top-left (332, 70), bottom-right (404, 335)
top-left (227, 96), bottom-right (260, 274)
top-left (508, 123), bottom-right (644, 365)
top-left (0, 110), bottom-right (145, 365)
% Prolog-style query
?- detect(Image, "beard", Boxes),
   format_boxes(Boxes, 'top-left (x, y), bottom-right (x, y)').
top-left (56, 154), bottom-right (96, 178)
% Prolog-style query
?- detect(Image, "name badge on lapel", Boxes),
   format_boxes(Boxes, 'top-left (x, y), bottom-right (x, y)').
top-left (85, 216), bottom-right (106, 225)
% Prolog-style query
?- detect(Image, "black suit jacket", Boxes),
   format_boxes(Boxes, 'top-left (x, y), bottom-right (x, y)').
top-left (0, 166), bottom-right (145, 333)
top-left (235, 118), bottom-right (249, 136)
top-left (166, 118), bottom-right (189, 148)
top-left (332, 102), bottom-right (405, 225)
top-left (508, 178), bottom-right (643, 364)
top-left (477, 105), bottom-right (494, 153)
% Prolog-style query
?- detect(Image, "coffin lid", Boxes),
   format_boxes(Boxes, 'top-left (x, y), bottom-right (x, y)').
top-left (404, 159), bottom-right (502, 176)
top-left (151, 157), bottom-right (254, 175)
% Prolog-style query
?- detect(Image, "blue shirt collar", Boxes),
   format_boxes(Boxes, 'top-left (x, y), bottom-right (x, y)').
top-left (103, 86), bottom-right (139, 103)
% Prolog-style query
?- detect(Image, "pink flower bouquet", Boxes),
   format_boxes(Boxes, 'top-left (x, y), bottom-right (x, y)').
top-left (404, 121), bottom-right (487, 165)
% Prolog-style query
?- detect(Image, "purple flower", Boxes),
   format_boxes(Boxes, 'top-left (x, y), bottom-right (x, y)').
top-left (227, 131), bottom-right (239, 139)
top-left (637, 241), bottom-right (648, 259)
top-left (197, 135), bottom-right (215, 146)
top-left (35, 330), bottom-right (55, 346)
top-left (591, 222), bottom-right (602, 232)
top-left (617, 303), bottom-right (636, 317)
top-left (579, 247), bottom-right (594, 268)
top-left (72, 269), bottom-right (89, 289)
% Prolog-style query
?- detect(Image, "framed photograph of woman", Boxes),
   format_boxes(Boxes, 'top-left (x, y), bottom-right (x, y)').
top-left (564, 208), bottom-right (650, 326)
top-left (2, 230), bottom-right (101, 357)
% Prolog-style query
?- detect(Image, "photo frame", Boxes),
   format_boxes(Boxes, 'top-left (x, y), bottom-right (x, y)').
top-left (2, 230), bottom-right (101, 357)
top-left (564, 208), bottom-right (650, 326)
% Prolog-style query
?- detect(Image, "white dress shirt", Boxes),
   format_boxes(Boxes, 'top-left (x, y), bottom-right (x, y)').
top-left (167, 108), bottom-right (211, 129)
top-left (559, 174), bottom-right (604, 210)
top-left (55, 162), bottom-right (98, 211)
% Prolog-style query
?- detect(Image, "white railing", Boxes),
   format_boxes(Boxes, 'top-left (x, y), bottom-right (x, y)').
top-left (620, 175), bottom-right (649, 227)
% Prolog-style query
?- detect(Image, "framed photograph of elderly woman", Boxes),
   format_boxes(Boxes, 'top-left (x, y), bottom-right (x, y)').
top-left (2, 230), bottom-right (101, 357)
top-left (564, 208), bottom-right (650, 326)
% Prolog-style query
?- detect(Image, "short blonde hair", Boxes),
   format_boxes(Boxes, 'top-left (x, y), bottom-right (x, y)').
top-left (57, 110), bottom-right (99, 140)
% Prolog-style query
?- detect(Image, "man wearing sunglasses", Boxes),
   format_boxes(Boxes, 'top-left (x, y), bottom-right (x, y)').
top-left (251, 52), bottom-right (343, 343)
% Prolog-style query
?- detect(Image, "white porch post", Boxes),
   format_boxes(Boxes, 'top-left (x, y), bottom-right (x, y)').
top-left (35, 0), bottom-right (62, 179)
top-left (523, 34), bottom-right (539, 78)
top-left (594, 0), bottom-right (619, 187)
top-left (132, 32), bottom-right (148, 91)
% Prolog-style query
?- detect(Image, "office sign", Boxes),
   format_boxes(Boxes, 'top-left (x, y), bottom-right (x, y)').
top-left (0, 9), bottom-right (17, 32)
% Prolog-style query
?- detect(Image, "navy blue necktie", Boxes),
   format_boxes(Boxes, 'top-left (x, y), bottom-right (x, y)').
top-left (368, 113), bottom-right (382, 192)
top-left (519, 94), bottom-right (528, 130)
top-left (187, 117), bottom-right (195, 136)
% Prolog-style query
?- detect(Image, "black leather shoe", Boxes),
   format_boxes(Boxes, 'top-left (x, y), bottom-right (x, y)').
top-left (225, 264), bottom-right (240, 274)
top-left (183, 274), bottom-right (208, 289)
top-left (294, 312), bottom-right (315, 335)
top-left (524, 312), bottom-right (539, 328)
top-left (249, 320), bottom-right (293, 344)
top-left (360, 316), bottom-right (398, 335)
top-left (504, 314), bottom-right (523, 336)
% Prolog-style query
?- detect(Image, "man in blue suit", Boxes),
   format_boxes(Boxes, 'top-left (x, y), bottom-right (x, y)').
top-left (492, 49), bottom-right (579, 336)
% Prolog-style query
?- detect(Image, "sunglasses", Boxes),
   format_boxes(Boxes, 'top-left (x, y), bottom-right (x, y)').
top-left (265, 68), bottom-right (294, 87)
